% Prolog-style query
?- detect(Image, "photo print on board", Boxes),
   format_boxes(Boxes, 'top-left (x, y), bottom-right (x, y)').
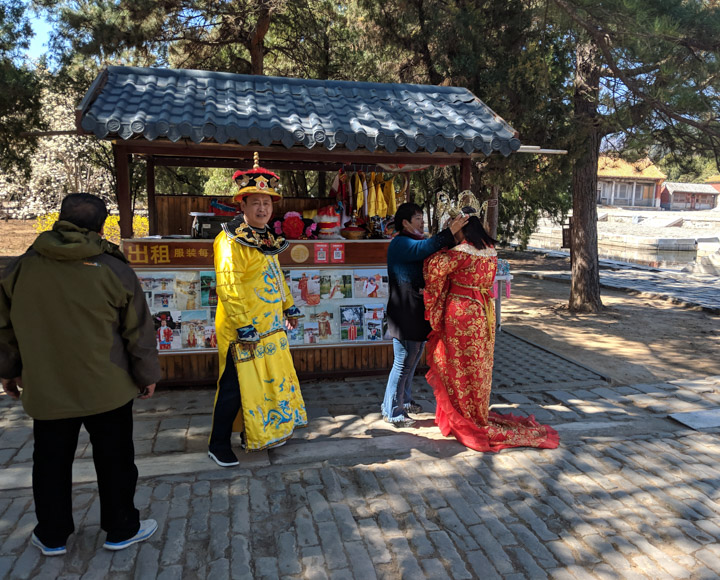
top-left (175, 271), bottom-right (201, 310)
top-left (286, 308), bottom-right (305, 346)
top-left (138, 272), bottom-right (176, 310)
top-left (180, 309), bottom-right (208, 349)
top-left (353, 269), bottom-right (388, 299)
top-left (319, 270), bottom-right (353, 300)
top-left (203, 323), bottom-right (217, 348)
top-left (364, 304), bottom-right (385, 341)
top-left (152, 310), bottom-right (181, 351)
top-left (289, 270), bottom-right (322, 306)
top-left (309, 307), bottom-right (338, 342)
top-left (340, 305), bottom-right (364, 342)
top-left (303, 320), bottom-right (320, 344)
top-left (200, 271), bottom-right (218, 307)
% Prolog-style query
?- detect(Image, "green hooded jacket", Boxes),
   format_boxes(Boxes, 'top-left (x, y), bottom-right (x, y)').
top-left (0, 221), bottom-right (161, 420)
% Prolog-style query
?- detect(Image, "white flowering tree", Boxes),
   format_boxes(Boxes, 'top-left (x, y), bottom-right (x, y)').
top-left (0, 71), bottom-right (116, 219)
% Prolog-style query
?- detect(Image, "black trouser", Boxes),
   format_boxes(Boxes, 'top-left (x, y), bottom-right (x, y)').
top-left (32, 400), bottom-right (140, 547)
top-left (209, 348), bottom-right (242, 453)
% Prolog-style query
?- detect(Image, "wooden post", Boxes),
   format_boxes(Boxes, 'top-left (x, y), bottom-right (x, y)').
top-left (460, 158), bottom-right (471, 191)
top-left (147, 155), bottom-right (157, 235)
top-left (113, 144), bottom-right (133, 239)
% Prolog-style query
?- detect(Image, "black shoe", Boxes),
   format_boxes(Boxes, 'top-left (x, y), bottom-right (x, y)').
top-left (405, 401), bottom-right (423, 414)
top-left (208, 448), bottom-right (239, 467)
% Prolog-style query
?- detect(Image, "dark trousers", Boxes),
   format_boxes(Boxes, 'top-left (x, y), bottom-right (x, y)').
top-left (209, 348), bottom-right (242, 452)
top-left (32, 400), bottom-right (140, 547)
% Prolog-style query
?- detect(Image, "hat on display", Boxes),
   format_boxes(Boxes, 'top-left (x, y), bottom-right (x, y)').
top-left (232, 152), bottom-right (282, 203)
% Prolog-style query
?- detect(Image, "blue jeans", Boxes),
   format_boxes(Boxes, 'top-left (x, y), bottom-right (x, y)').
top-left (381, 338), bottom-right (425, 421)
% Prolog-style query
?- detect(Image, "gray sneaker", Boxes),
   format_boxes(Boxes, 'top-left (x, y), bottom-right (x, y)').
top-left (103, 519), bottom-right (158, 551)
top-left (31, 533), bottom-right (67, 557)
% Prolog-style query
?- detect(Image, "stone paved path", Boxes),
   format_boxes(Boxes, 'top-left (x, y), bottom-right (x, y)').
top-left (2, 374), bottom-right (720, 579)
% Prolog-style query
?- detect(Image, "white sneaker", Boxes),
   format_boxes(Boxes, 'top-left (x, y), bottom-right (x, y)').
top-left (103, 519), bottom-right (158, 551)
top-left (208, 449), bottom-right (240, 467)
top-left (31, 533), bottom-right (67, 556)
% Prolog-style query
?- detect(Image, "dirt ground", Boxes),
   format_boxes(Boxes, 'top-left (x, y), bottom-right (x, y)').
top-left (2, 219), bottom-right (718, 386)
top-left (0, 219), bottom-right (37, 258)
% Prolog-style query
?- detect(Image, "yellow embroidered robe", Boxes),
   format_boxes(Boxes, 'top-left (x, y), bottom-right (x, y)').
top-left (213, 227), bottom-right (307, 450)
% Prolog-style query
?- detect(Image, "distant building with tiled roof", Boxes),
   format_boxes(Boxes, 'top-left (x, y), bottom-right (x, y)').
top-left (597, 156), bottom-right (666, 208)
top-left (660, 182), bottom-right (719, 210)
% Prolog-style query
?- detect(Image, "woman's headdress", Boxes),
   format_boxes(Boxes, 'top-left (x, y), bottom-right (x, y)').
top-left (436, 190), bottom-right (488, 224)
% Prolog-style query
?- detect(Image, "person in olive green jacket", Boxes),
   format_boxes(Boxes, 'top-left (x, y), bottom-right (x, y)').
top-left (0, 193), bottom-right (161, 556)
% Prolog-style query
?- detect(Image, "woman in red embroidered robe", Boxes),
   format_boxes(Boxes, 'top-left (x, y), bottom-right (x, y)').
top-left (423, 212), bottom-right (559, 452)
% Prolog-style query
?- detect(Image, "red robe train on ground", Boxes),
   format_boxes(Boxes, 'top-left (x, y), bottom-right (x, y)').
top-left (423, 243), bottom-right (559, 452)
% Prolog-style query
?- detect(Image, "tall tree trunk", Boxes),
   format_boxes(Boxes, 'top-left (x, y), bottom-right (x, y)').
top-left (487, 185), bottom-right (499, 239)
top-left (295, 171), bottom-right (308, 197)
top-left (248, 4), bottom-right (272, 75)
top-left (569, 40), bottom-right (603, 313)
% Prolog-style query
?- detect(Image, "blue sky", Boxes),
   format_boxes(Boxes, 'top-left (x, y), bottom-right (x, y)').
top-left (26, 15), bottom-right (53, 60)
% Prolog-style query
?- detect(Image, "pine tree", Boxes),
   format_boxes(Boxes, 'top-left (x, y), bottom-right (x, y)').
top-left (0, 0), bottom-right (44, 176)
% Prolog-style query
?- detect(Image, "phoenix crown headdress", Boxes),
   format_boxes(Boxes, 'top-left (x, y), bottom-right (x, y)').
top-left (436, 190), bottom-right (487, 220)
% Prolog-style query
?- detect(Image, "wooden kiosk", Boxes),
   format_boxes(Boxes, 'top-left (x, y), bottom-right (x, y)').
top-left (76, 66), bottom-right (521, 385)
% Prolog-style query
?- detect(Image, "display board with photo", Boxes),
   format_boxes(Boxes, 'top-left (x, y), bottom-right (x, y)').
top-left (138, 267), bottom-right (391, 351)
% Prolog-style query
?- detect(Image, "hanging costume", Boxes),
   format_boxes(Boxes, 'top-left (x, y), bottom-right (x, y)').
top-left (423, 243), bottom-right (559, 452)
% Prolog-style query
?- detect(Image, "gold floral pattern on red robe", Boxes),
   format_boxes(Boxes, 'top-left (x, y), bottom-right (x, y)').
top-left (423, 243), bottom-right (559, 452)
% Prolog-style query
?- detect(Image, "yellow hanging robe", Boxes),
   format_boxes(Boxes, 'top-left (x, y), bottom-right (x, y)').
top-left (367, 172), bottom-right (377, 217)
top-left (362, 174), bottom-right (369, 216)
top-left (355, 173), bottom-right (364, 212)
top-left (374, 173), bottom-right (387, 217)
top-left (384, 176), bottom-right (397, 217)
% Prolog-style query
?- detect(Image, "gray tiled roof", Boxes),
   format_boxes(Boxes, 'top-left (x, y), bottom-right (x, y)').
top-left (663, 182), bottom-right (718, 194)
top-left (77, 66), bottom-right (521, 156)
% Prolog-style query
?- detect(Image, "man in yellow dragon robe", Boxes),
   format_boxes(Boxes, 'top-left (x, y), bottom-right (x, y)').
top-left (209, 157), bottom-right (306, 466)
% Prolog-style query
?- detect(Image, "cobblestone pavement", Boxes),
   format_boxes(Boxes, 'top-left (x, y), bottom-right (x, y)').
top-left (2, 374), bottom-right (720, 579)
top-left (520, 267), bottom-right (720, 314)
